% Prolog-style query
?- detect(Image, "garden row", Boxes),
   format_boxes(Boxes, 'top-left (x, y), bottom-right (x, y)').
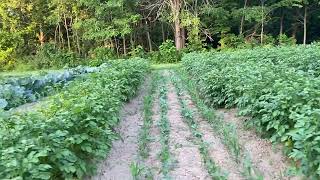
top-left (208, 44), bottom-right (320, 76)
top-left (182, 45), bottom-right (320, 178)
top-left (0, 65), bottom-right (102, 110)
top-left (0, 58), bottom-right (149, 179)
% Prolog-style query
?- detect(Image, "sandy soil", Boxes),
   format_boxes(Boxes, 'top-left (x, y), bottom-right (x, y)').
top-left (144, 89), bottom-right (162, 179)
top-left (166, 83), bottom-right (210, 180)
top-left (89, 78), bottom-right (149, 180)
top-left (182, 94), bottom-right (244, 180)
top-left (217, 108), bottom-right (300, 180)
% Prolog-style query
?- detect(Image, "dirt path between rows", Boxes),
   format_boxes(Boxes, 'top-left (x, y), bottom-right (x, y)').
top-left (144, 88), bottom-right (162, 178)
top-left (181, 93), bottom-right (244, 180)
top-left (166, 82), bottom-right (210, 179)
top-left (217, 109), bottom-right (300, 180)
top-left (89, 78), bottom-right (150, 180)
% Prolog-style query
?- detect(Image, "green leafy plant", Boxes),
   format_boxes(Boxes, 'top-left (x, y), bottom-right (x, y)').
top-left (138, 72), bottom-right (159, 158)
top-left (158, 40), bottom-right (180, 64)
top-left (157, 75), bottom-right (172, 179)
top-left (182, 45), bottom-right (320, 178)
top-left (0, 58), bottom-right (149, 179)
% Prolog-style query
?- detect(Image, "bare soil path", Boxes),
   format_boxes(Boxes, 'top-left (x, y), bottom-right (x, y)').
top-left (166, 81), bottom-right (209, 179)
top-left (217, 109), bottom-right (300, 180)
top-left (183, 95), bottom-right (244, 180)
top-left (89, 78), bottom-right (150, 180)
top-left (144, 88), bottom-right (162, 178)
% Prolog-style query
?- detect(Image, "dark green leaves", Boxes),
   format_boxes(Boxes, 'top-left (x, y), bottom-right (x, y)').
top-left (0, 58), bottom-right (149, 179)
top-left (182, 45), bottom-right (320, 178)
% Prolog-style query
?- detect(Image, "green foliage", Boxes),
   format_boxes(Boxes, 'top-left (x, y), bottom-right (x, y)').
top-left (33, 44), bottom-right (80, 69)
top-left (0, 58), bottom-right (149, 179)
top-left (219, 34), bottom-right (246, 49)
top-left (129, 45), bottom-right (145, 58)
top-left (89, 47), bottom-right (115, 60)
top-left (182, 44), bottom-right (320, 178)
top-left (0, 31), bottom-right (24, 70)
top-left (138, 72), bottom-right (159, 159)
top-left (157, 75), bottom-right (172, 178)
top-left (148, 40), bottom-right (181, 64)
top-left (181, 11), bottom-right (203, 51)
top-left (278, 34), bottom-right (297, 46)
top-left (158, 40), bottom-right (180, 63)
top-left (262, 34), bottom-right (276, 46)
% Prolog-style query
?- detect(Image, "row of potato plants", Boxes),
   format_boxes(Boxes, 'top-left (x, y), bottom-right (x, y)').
top-left (182, 46), bottom-right (320, 178)
top-left (0, 58), bottom-right (149, 179)
top-left (0, 66), bottom-right (102, 110)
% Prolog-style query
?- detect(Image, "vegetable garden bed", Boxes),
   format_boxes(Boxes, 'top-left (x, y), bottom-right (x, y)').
top-left (0, 58), bottom-right (149, 179)
top-left (182, 45), bottom-right (320, 178)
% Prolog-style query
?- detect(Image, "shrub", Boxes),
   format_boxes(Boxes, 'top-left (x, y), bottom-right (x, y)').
top-left (129, 45), bottom-right (145, 58)
top-left (219, 34), bottom-right (246, 49)
top-left (89, 47), bottom-right (115, 60)
top-left (158, 40), bottom-right (180, 63)
top-left (278, 34), bottom-right (296, 46)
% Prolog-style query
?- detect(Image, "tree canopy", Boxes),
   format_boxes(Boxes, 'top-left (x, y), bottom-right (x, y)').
top-left (0, 0), bottom-right (320, 69)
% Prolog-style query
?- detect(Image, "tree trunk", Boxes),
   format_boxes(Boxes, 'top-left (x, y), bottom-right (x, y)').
top-left (240, 0), bottom-right (248, 35)
top-left (38, 25), bottom-right (45, 47)
top-left (292, 23), bottom-right (297, 39)
top-left (64, 14), bottom-right (71, 52)
top-left (279, 13), bottom-right (284, 35)
top-left (123, 37), bottom-right (127, 56)
top-left (54, 25), bottom-right (58, 48)
top-left (303, 6), bottom-right (307, 45)
top-left (146, 20), bottom-right (153, 52)
top-left (171, 0), bottom-right (184, 50)
top-left (181, 27), bottom-right (186, 47)
top-left (130, 33), bottom-right (134, 48)
top-left (161, 23), bottom-right (166, 42)
top-left (260, 0), bottom-right (264, 45)
top-left (75, 29), bottom-right (81, 55)
top-left (58, 24), bottom-right (64, 50)
top-left (174, 19), bottom-right (183, 49)
top-left (115, 38), bottom-right (120, 57)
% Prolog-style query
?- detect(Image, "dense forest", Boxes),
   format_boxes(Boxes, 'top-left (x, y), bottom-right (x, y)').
top-left (0, 0), bottom-right (320, 70)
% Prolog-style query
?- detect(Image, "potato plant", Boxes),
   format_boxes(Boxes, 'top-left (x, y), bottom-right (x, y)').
top-left (182, 45), bottom-right (320, 177)
top-left (0, 58), bottom-right (149, 179)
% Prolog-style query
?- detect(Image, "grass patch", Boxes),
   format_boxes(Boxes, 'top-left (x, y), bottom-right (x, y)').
top-left (151, 63), bottom-right (181, 70)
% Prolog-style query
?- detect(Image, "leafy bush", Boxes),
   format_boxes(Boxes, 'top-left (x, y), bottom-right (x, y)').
top-left (129, 45), bottom-right (145, 58)
top-left (278, 34), bottom-right (296, 46)
top-left (32, 44), bottom-right (81, 69)
top-left (219, 34), bottom-right (246, 49)
top-left (89, 47), bottom-right (115, 60)
top-left (0, 31), bottom-right (23, 71)
top-left (0, 58), bottom-right (149, 179)
top-left (150, 40), bottom-right (180, 64)
top-left (182, 44), bottom-right (320, 177)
